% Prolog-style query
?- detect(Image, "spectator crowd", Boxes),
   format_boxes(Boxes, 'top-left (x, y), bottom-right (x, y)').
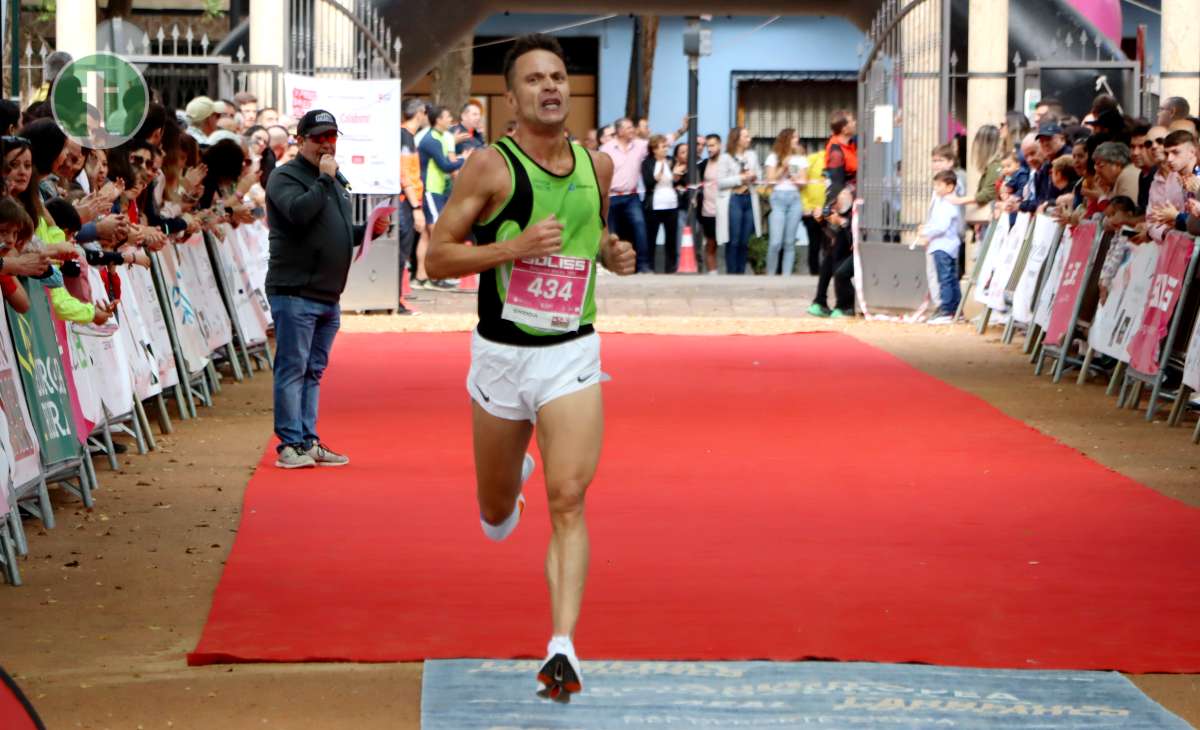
top-left (399, 95), bottom-right (860, 314)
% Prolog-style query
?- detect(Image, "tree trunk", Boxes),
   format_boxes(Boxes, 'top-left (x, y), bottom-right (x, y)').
top-left (625, 15), bottom-right (658, 121)
top-left (104, 0), bottom-right (135, 20)
top-left (430, 43), bottom-right (472, 113)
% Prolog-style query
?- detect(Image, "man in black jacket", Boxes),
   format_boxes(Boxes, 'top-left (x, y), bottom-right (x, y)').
top-left (265, 109), bottom-right (389, 469)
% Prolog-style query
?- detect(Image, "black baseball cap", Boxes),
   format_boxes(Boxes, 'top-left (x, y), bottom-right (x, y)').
top-left (297, 109), bottom-right (339, 137)
top-left (1036, 121), bottom-right (1064, 138)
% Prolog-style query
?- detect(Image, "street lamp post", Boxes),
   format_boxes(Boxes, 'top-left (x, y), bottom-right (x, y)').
top-left (682, 18), bottom-right (711, 263)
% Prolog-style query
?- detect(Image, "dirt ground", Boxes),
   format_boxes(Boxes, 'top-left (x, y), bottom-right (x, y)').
top-left (2, 314), bottom-right (1198, 729)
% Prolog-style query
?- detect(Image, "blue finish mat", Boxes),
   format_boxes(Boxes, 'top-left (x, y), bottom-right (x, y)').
top-left (422, 660), bottom-right (1190, 729)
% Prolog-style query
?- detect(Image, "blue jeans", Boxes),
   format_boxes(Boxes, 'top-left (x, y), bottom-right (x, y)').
top-left (933, 250), bottom-right (961, 317)
top-left (767, 189), bottom-right (802, 276)
top-left (726, 192), bottom-right (754, 274)
top-left (268, 295), bottom-right (341, 452)
top-left (608, 194), bottom-right (651, 273)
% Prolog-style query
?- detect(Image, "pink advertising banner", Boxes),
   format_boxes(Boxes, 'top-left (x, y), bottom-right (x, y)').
top-left (1043, 222), bottom-right (1097, 346)
top-left (1127, 232), bottom-right (1196, 375)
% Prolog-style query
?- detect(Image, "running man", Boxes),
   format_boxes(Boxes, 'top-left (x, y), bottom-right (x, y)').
top-left (425, 34), bottom-right (636, 702)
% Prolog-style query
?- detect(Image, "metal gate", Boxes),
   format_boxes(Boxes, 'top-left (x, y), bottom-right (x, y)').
top-left (857, 0), bottom-right (948, 245)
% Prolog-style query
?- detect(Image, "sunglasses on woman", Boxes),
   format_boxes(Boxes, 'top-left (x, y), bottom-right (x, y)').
top-left (129, 155), bottom-right (151, 167)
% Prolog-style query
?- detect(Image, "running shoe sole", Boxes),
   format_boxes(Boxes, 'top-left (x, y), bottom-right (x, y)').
top-left (537, 653), bottom-right (582, 702)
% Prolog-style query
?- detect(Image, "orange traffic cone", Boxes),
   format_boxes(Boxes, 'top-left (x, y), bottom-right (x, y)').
top-left (677, 226), bottom-right (698, 274)
top-left (399, 266), bottom-right (417, 313)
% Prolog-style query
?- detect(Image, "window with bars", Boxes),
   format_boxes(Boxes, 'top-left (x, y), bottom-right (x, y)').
top-left (736, 75), bottom-right (857, 154)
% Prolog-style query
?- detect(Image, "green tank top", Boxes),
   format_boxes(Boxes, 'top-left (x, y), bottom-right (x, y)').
top-left (472, 135), bottom-right (604, 346)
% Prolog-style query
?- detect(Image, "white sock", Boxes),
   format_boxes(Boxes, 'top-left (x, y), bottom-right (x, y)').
top-left (480, 495), bottom-right (523, 542)
top-left (548, 634), bottom-right (576, 658)
top-left (479, 455), bottom-right (535, 542)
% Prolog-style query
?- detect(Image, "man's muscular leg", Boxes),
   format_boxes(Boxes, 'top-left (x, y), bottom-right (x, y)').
top-left (473, 401), bottom-right (534, 527)
top-left (535, 385), bottom-right (603, 638)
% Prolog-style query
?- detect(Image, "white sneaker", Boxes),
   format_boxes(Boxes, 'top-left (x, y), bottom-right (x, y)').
top-left (480, 454), bottom-right (535, 542)
top-left (537, 636), bottom-right (583, 702)
top-left (928, 315), bottom-right (954, 325)
top-left (275, 445), bottom-right (316, 469)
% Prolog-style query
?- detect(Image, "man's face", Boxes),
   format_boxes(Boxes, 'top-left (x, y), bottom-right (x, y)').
top-left (1148, 126), bottom-right (1169, 165)
top-left (302, 130), bottom-right (337, 161)
top-left (259, 109), bottom-right (279, 127)
top-left (636, 119), bottom-right (650, 139)
top-left (617, 120), bottom-right (635, 142)
top-left (1157, 104), bottom-right (1174, 127)
top-left (1165, 143), bottom-right (1196, 174)
top-left (506, 49), bottom-right (570, 129)
top-left (599, 126), bottom-right (614, 145)
top-left (1130, 135), bottom-right (1148, 169)
top-left (54, 138), bottom-right (84, 179)
top-left (436, 110), bottom-right (454, 132)
top-left (240, 103), bottom-right (258, 126)
top-left (1034, 105), bottom-right (1049, 125)
top-left (1037, 134), bottom-right (1063, 161)
top-left (461, 104), bottom-right (482, 130)
top-left (844, 116), bottom-right (857, 136)
top-left (930, 155), bottom-right (954, 173)
top-left (705, 138), bottom-right (721, 158)
top-left (1023, 144), bottom-right (1043, 171)
top-left (1094, 158), bottom-right (1122, 185)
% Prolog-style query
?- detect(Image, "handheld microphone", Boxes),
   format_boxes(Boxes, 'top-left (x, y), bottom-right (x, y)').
top-left (335, 171), bottom-right (352, 191)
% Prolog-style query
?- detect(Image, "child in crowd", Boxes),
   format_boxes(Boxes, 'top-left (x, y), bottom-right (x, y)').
top-left (39, 197), bottom-right (115, 326)
top-left (915, 170), bottom-right (963, 325)
top-left (0, 197), bottom-right (37, 313)
top-left (1097, 196), bottom-right (1141, 304)
top-left (1048, 157), bottom-right (1080, 212)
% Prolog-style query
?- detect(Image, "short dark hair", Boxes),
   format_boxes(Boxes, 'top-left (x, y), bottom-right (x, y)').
top-left (1129, 123), bottom-right (1152, 139)
top-left (1163, 130), bottom-right (1197, 149)
top-left (705, 133), bottom-right (721, 144)
top-left (429, 106), bottom-right (450, 124)
top-left (0, 99), bottom-right (19, 132)
top-left (933, 170), bottom-right (958, 187)
top-left (44, 196), bottom-right (82, 235)
top-left (830, 110), bottom-right (854, 135)
top-left (502, 33), bottom-right (566, 89)
top-left (1107, 195), bottom-right (1138, 215)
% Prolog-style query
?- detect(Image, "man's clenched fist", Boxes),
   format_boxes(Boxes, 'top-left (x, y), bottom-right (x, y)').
top-left (603, 234), bottom-right (636, 275)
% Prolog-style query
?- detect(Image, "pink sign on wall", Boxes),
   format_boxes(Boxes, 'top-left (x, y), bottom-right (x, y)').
top-left (1044, 222), bottom-right (1098, 347)
top-left (1067, 0), bottom-right (1122, 44)
top-left (1128, 232), bottom-right (1196, 375)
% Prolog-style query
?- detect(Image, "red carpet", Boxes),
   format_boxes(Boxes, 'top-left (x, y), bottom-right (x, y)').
top-left (189, 332), bottom-right (1200, 672)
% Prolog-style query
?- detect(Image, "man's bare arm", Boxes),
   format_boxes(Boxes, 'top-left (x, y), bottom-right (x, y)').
top-left (426, 148), bottom-right (562, 279)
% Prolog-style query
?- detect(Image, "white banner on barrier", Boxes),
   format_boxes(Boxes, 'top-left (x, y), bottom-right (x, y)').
top-left (128, 265), bottom-right (180, 390)
top-left (214, 226), bottom-right (269, 346)
top-left (76, 267), bottom-right (135, 417)
top-left (117, 274), bottom-right (165, 401)
top-left (284, 74), bottom-right (401, 194)
top-left (1011, 216), bottom-right (1060, 324)
top-left (156, 245), bottom-right (212, 374)
top-left (0, 405), bottom-right (13, 518)
top-left (0, 315), bottom-right (41, 489)
top-left (238, 224), bottom-right (273, 330)
top-left (1033, 226), bottom-right (1073, 331)
top-left (972, 215), bottom-right (1011, 307)
top-left (174, 236), bottom-right (233, 353)
top-left (62, 314), bottom-right (105, 429)
top-left (1088, 239), bottom-right (1160, 362)
top-left (978, 213), bottom-right (1031, 310)
top-left (1183, 312), bottom-right (1200, 392)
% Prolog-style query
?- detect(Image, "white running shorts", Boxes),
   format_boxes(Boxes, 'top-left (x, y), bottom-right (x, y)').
top-left (466, 329), bottom-right (602, 422)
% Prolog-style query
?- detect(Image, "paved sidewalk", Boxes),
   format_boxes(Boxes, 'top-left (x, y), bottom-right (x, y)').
top-left (398, 274), bottom-right (819, 318)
